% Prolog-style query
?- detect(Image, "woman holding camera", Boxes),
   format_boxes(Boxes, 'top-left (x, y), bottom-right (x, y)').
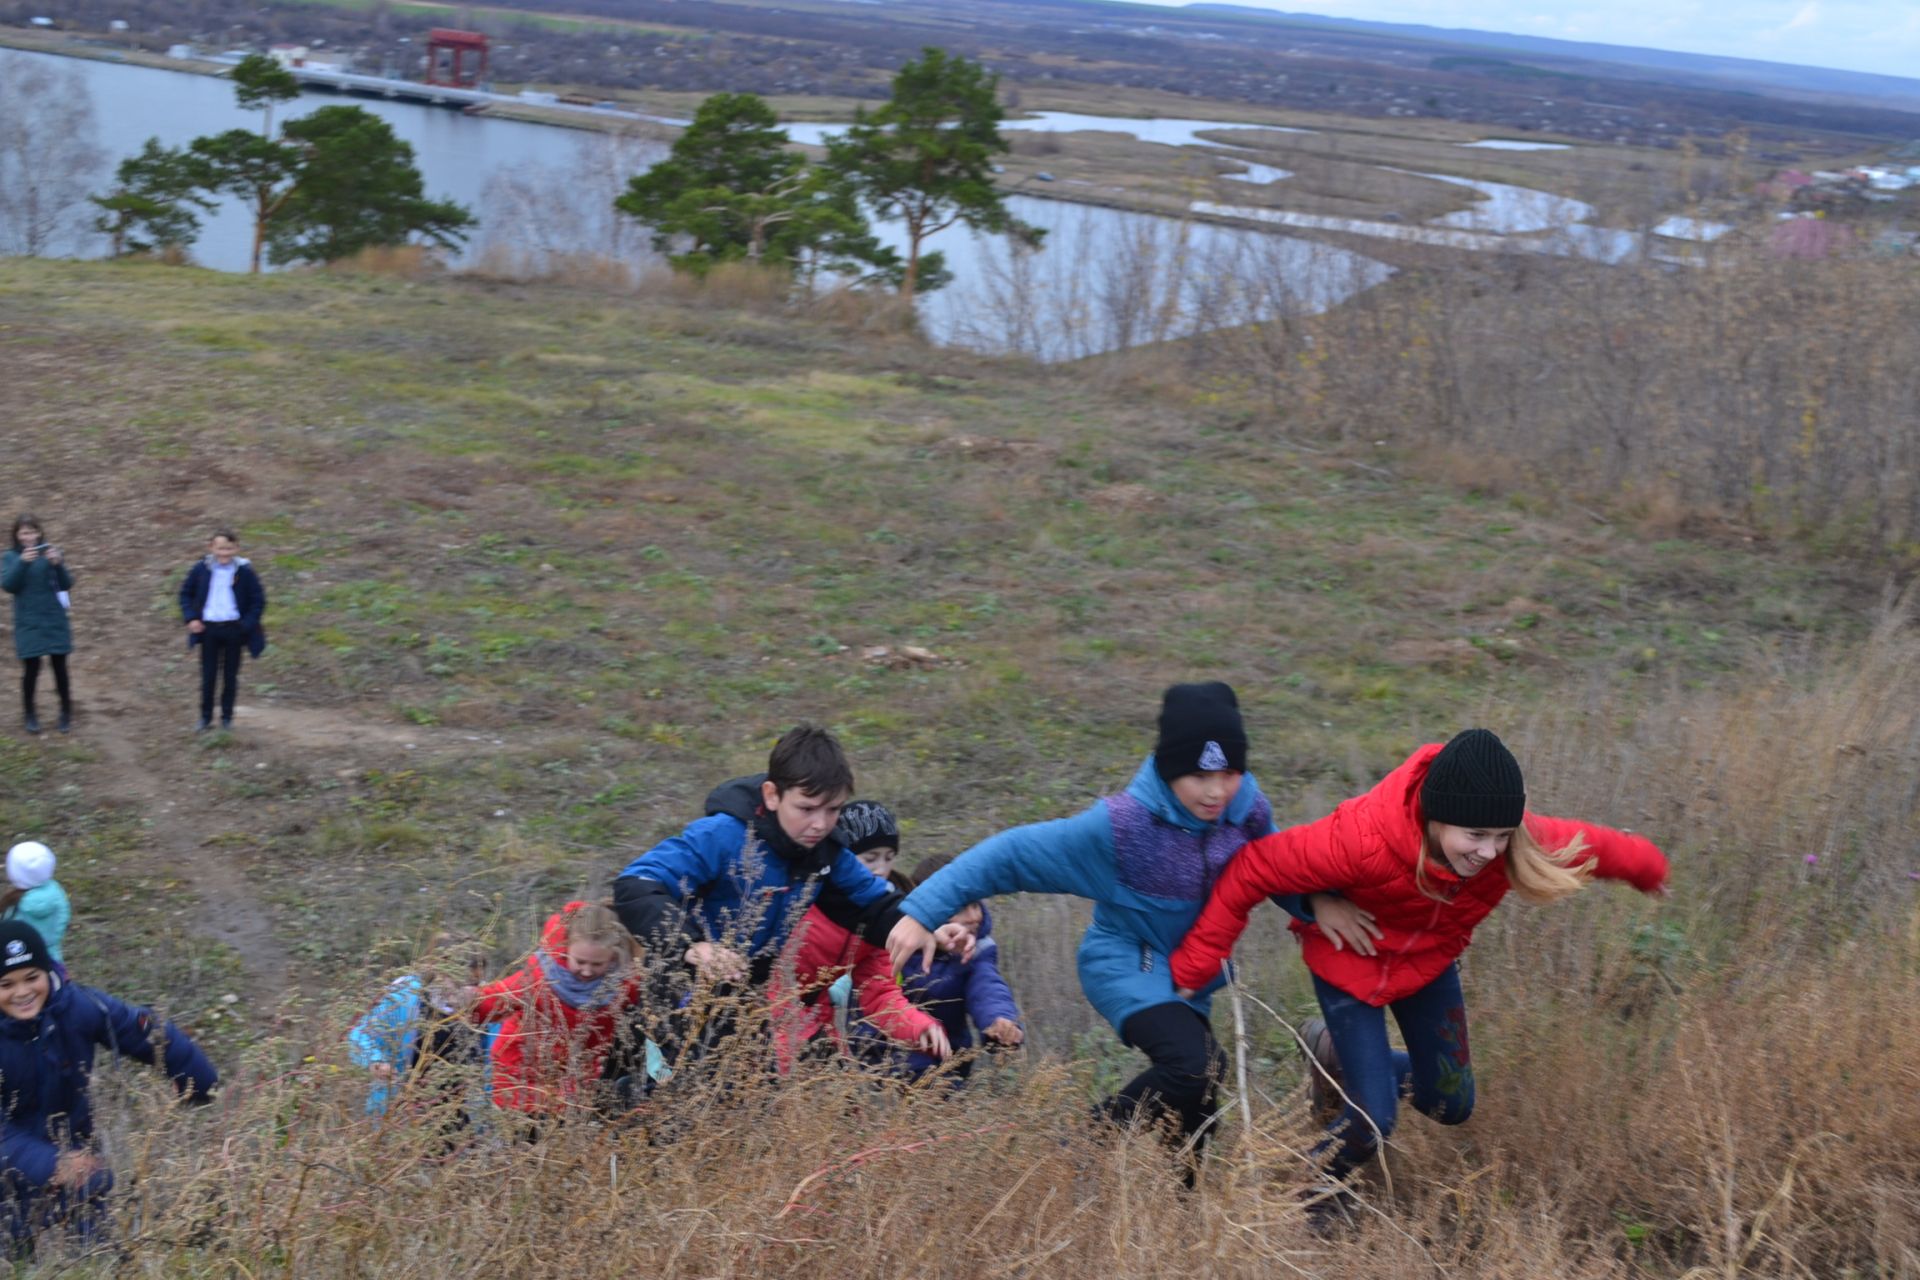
top-left (0, 516), bottom-right (73, 736)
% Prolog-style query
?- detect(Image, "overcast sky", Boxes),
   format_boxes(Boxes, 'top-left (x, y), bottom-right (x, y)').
top-left (1124, 2), bottom-right (1920, 80)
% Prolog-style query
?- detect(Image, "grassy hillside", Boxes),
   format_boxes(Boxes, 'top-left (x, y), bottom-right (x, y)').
top-left (2, 257), bottom-right (1915, 1276)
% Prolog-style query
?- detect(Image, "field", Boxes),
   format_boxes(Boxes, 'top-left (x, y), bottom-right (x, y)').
top-left (2, 254), bottom-right (1918, 1276)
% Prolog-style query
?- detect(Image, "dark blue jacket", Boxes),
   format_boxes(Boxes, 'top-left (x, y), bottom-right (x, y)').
top-left (853, 907), bottom-right (1023, 1076)
top-left (0, 981), bottom-right (216, 1189)
top-left (613, 775), bottom-right (905, 984)
top-left (178, 557), bottom-right (268, 658)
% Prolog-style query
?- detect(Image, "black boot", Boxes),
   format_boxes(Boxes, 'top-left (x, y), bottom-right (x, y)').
top-left (22, 712), bottom-right (39, 735)
top-left (56, 704), bottom-right (70, 734)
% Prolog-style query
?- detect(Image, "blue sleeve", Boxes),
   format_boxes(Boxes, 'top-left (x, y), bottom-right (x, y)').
top-left (0, 553), bottom-right (23, 596)
top-left (90, 991), bottom-right (219, 1100)
top-left (1274, 894), bottom-right (1316, 924)
top-left (617, 815), bottom-right (740, 895)
top-left (901, 804), bottom-right (1116, 929)
top-left (0, 1122), bottom-right (59, 1188)
top-left (826, 847), bottom-right (892, 908)
top-left (347, 982), bottom-right (423, 1067)
top-left (962, 940), bottom-right (1022, 1030)
top-left (178, 564), bottom-right (202, 621)
top-left (239, 566), bottom-right (266, 631)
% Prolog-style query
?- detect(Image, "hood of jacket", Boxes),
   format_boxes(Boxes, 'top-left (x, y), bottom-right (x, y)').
top-left (1125, 756), bottom-right (1265, 833)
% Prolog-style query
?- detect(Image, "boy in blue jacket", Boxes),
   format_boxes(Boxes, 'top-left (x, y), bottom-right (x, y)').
top-left (177, 528), bottom-right (268, 732)
top-left (613, 725), bottom-right (971, 1044)
top-left (853, 855), bottom-right (1023, 1083)
top-left (0, 921), bottom-right (216, 1252)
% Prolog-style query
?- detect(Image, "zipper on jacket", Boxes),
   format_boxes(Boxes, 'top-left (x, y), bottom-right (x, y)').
top-left (1373, 899), bottom-right (1445, 1003)
top-left (1140, 943), bottom-right (1153, 973)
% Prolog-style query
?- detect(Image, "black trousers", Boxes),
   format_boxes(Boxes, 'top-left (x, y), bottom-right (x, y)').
top-left (20, 655), bottom-right (70, 718)
top-left (199, 623), bottom-right (245, 721)
top-left (1100, 1002), bottom-right (1226, 1152)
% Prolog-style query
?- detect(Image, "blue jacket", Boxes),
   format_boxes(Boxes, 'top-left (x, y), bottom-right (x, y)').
top-left (0, 980), bottom-right (216, 1188)
top-left (614, 776), bottom-right (904, 982)
top-left (852, 906), bottom-right (1022, 1076)
top-left (902, 757), bottom-right (1279, 1034)
top-left (7, 883), bottom-right (70, 966)
top-left (178, 557), bottom-right (268, 658)
top-left (346, 976), bottom-right (498, 1116)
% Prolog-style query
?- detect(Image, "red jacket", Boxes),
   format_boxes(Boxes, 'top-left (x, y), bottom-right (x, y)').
top-left (1170, 745), bottom-right (1668, 1005)
top-left (769, 904), bottom-right (935, 1072)
top-left (471, 901), bottom-right (648, 1114)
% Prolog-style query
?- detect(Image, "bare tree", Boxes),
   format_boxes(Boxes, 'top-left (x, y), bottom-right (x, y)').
top-left (0, 54), bottom-right (109, 257)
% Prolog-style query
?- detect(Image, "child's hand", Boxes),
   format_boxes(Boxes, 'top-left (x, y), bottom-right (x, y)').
top-left (369, 1062), bottom-right (396, 1081)
top-left (916, 1023), bottom-right (951, 1060)
top-left (19, 546), bottom-right (38, 563)
top-left (44, 547), bottom-right (61, 566)
top-left (982, 1017), bottom-right (1023, 1047)
top-left (933, 923), bottom-right (976, 962)
top-left (187, 619), bottom-right (205, 634)
top-left (1309, 892), bottom-right (1382, 957)
top-left (1173, 987), bottom-right (1197, 1000)
top-left (684, 942), bottom-right (747, 982)
top-left (51, 1151), bottom-right (101, 1189)
top-left (888, 916), bottom-right (938, 975)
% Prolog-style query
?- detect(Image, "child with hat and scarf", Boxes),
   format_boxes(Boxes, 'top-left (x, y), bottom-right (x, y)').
top-left (0, 920), bottom-right (216, 1253)
top-left (888, 682), bottom-right (1280, 1171)
top-left (1, 843), bottom-right (68, 970)
top-left (1170, 729), bottom-right (1669, 1218)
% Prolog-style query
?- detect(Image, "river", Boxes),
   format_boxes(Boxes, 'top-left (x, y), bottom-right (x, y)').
top-left (8, 48), bottom-right (1399, 359)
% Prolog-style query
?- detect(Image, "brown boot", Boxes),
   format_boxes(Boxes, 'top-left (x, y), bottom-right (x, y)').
top-left (1299, 1017), bottom-right (1344, 1124)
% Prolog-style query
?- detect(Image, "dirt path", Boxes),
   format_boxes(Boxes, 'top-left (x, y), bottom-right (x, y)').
top-left (84, 693), bottom-right (295, 1004)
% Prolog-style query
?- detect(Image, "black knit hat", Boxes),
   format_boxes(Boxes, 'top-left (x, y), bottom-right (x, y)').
top-left (1420, 729), bottom-right (1526, 829)
top-left (835, 800), bottom-right (899, 856)
top-left (1153, 682), bottom-right (1249, 781)
top-left (0, 920), bottom-right (53, 976)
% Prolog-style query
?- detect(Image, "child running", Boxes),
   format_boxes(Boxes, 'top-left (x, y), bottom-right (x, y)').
top-left (768, 801), bottom-right (950, 1071)
top-left (471, 902), bottom-right (662, 1121)
top-left (347, 932), bottom-right (489, 1118)
top-left (1169, 728), bottom-right (1668, 1207)
top-left (855, 854), bottom-right (1023, 1084)
top-left (888, 682), bottom-right (1274, 1161)
top-left (613, 726), bottom-right (971, 1050)
top-left (1, 843), bottom-right (68, 970)
top-left (0, 921), bottom-right (216, 1253)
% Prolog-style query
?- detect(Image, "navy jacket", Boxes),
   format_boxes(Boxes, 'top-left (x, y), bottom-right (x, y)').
top-left (853, 907), bottom-right (1023, 1076)
top-left (0, 981), bottom-right (217, 1189)
top-left (178, 557), bottom-right (268, 657)
top-left (613, 775), bottom-right (905, 983)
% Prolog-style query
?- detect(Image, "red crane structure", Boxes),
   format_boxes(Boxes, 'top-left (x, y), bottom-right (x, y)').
top-left (424, 28), bottom-right (489, 88)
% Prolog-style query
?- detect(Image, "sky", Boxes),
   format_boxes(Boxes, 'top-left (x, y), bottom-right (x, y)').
top-left (1123, 1), bottom-right (1920, 80)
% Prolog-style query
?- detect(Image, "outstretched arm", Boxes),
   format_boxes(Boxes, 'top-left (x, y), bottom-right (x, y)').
top-left (1528, 814), bottom-right (1669, 894)
top-left (889, 806), bottom-right (1114, 973)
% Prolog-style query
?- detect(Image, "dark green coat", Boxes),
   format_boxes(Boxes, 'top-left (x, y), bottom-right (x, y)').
top-left (0, 551), bottom-right (73, 660)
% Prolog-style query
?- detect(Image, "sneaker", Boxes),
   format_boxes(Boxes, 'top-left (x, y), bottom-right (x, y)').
top-left (1299, 1017), bottom-right (1344, 1123)
top-left (22, 714), bottom-right (39, 736)
top-left (55, 711), bottom-right (70, 734)
top-left (195, 716), bottom-right (212, 733)
top-left (219, 714), bottom-right (233, 729)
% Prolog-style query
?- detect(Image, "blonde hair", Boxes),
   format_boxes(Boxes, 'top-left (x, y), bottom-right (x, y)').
top-left (560, 902), bottom-right (638, 965)
top-left (1418, 822), bottom-right (1595, 905)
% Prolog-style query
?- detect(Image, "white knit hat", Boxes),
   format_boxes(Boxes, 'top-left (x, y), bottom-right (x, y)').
top-left (6, 842), bottom-right (55, 890)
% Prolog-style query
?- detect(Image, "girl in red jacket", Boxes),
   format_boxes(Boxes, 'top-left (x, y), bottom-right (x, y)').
top-left (1169, 729), bottom-right (1668, 1200)
top-left (769, 801), bottom-right (950, 1071)
top-left (472, 901), bottom-right (659, 1119)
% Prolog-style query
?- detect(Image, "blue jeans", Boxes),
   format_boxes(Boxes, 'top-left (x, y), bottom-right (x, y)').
top-left (1311, 963), bottom-right (1475, 1180)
